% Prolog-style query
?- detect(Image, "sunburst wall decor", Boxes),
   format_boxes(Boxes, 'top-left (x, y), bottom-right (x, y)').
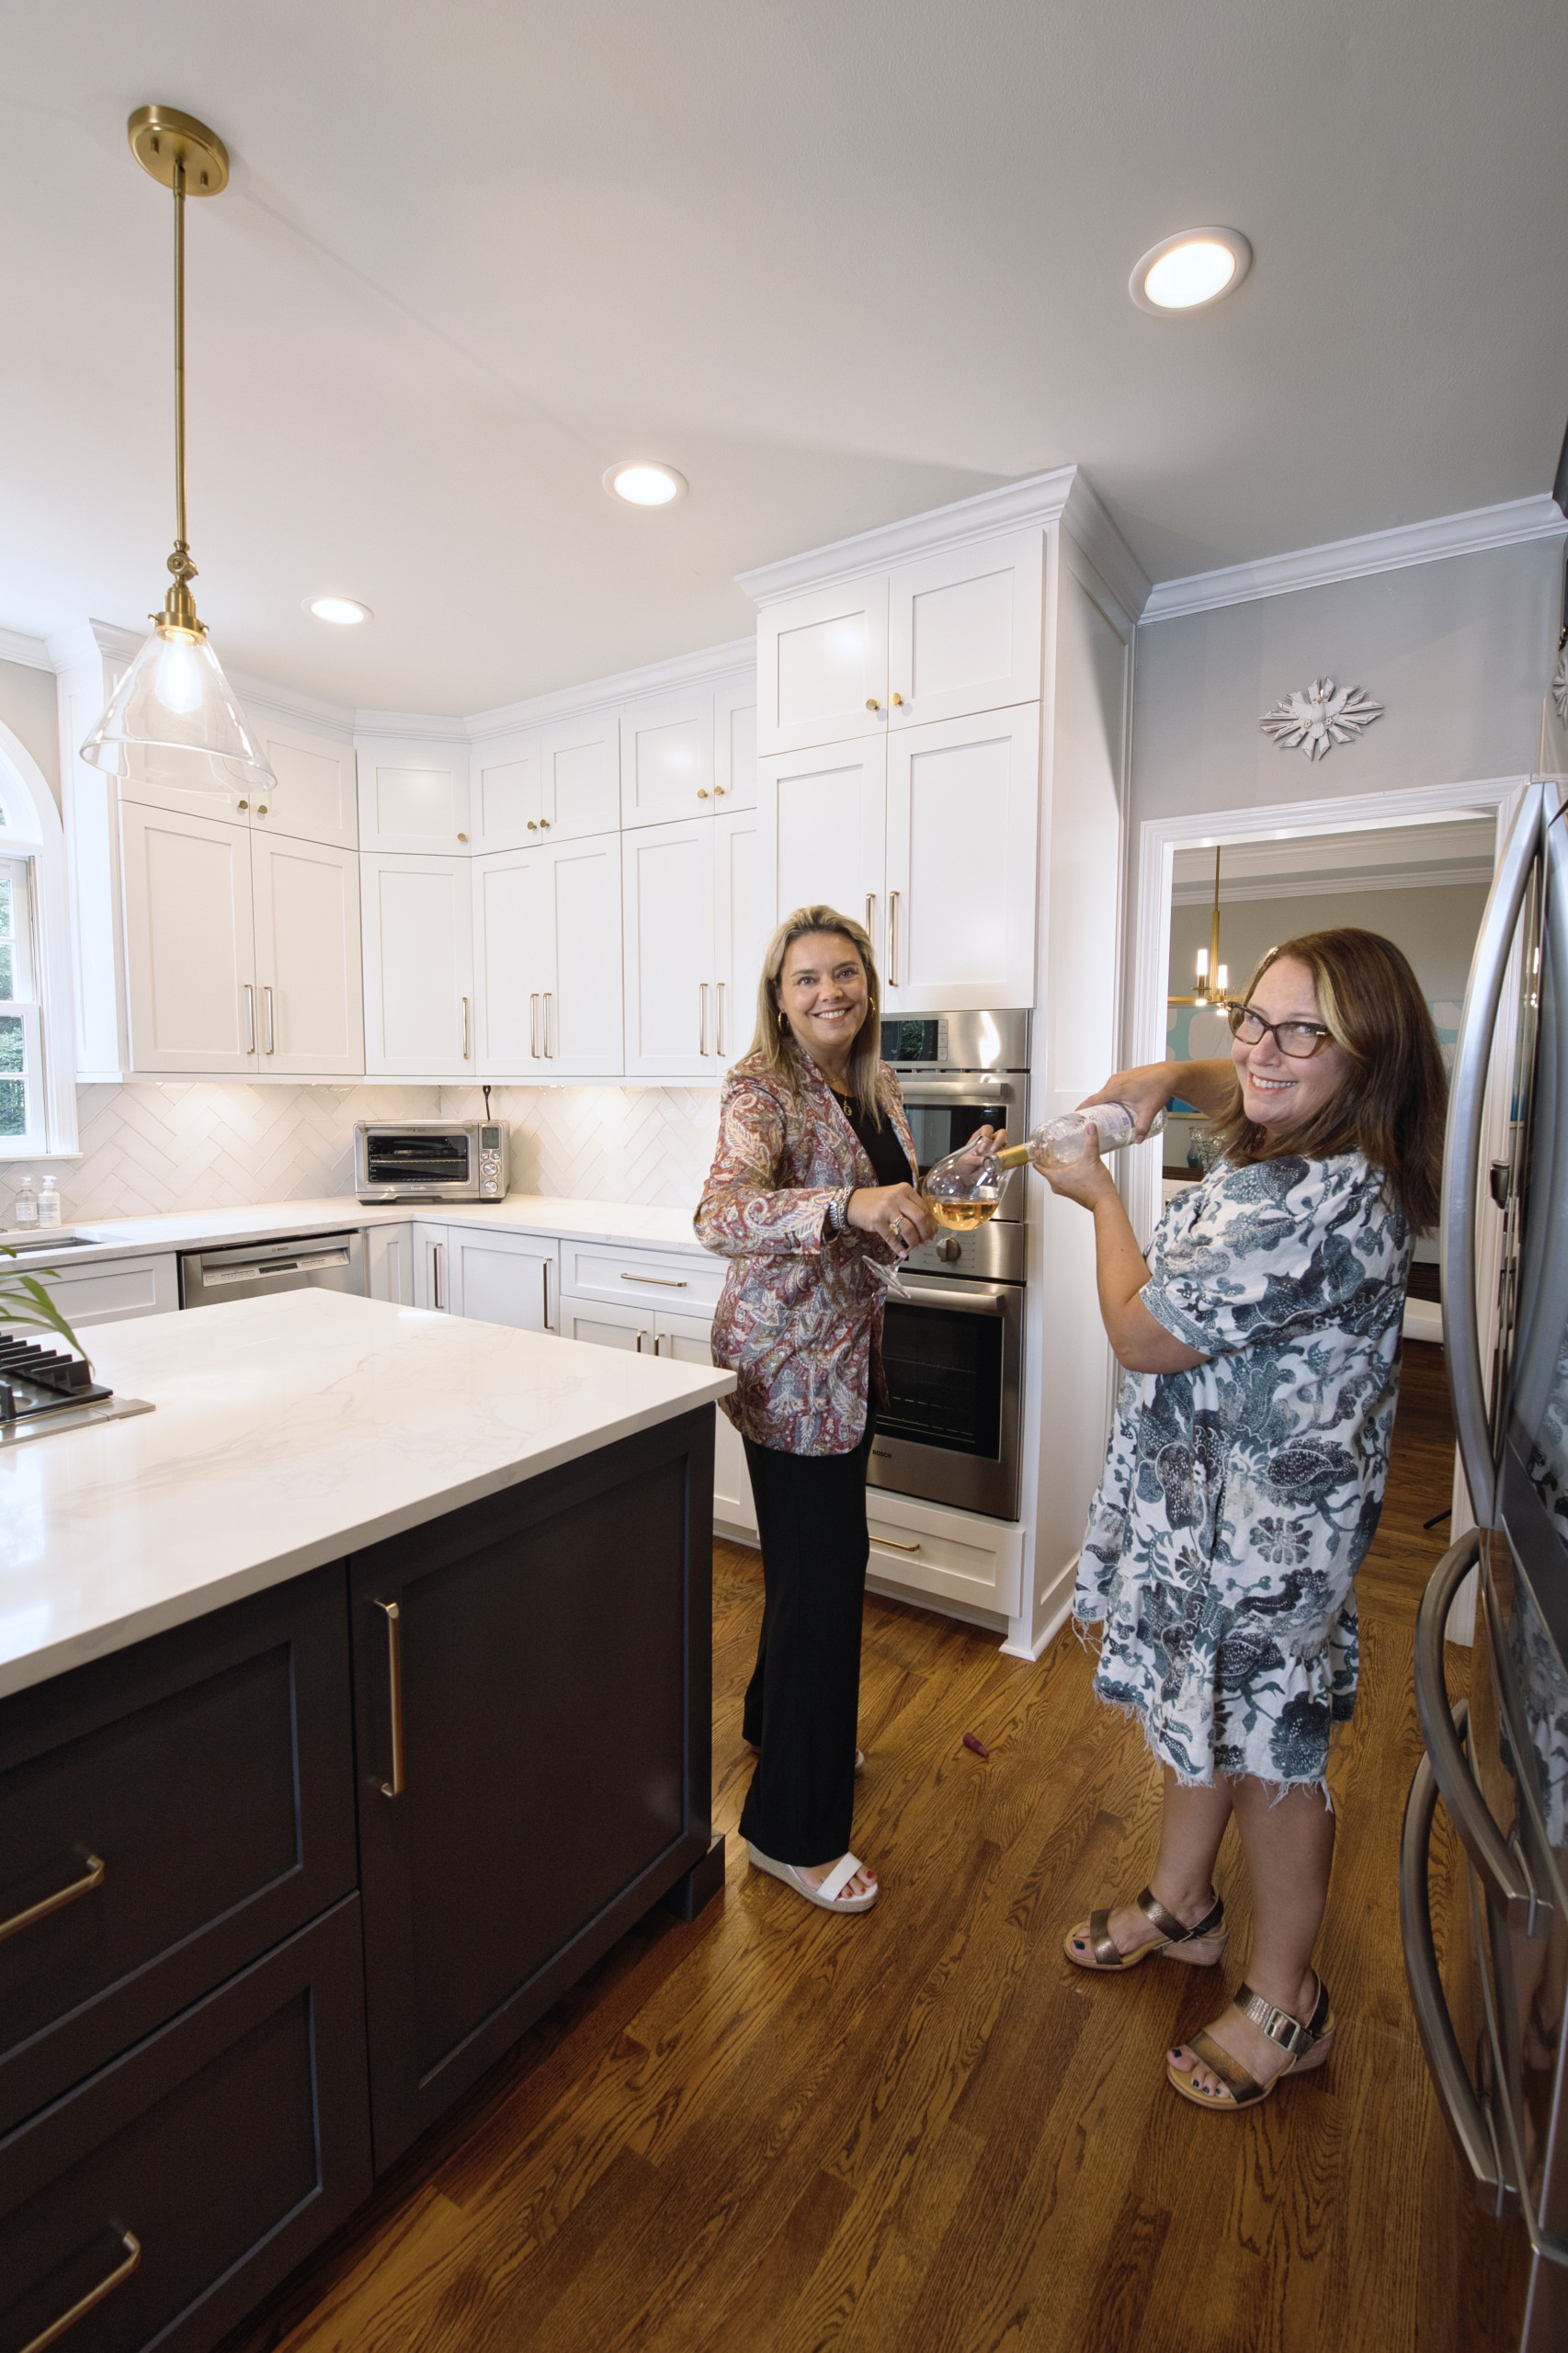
top-left (1260, 676), bottom-right (1385, 762)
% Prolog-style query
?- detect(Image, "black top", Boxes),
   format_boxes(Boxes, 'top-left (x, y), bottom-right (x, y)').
top-left (832, 1091), bottom-right (913, 1190)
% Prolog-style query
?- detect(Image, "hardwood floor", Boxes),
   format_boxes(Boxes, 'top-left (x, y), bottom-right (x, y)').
top-left (222, 1343), bottom-right (1513, 2353)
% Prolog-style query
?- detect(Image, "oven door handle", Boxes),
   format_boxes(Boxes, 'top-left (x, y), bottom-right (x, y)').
top-left (891, 1280), bottom-right (1008, 1315)
top-left (899, 1079), bottom-right (1018, 1105)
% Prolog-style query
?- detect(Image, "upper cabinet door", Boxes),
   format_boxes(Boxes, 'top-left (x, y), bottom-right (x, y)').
top-left (119, 802), bottom-right (258, 1074)
top-left (360, 853), bottom-right (475, 1077)
top-left (756, 579), bottom-right (890, 756)
top-left (357, 738), bottom-right (472, 854)
top-left (540, 714), bottom-right (620, 841)
top-left (540, 836), bottom-right (623, 1076)
top-left (883, 705), bottom-right (1040, 1013)
top-left (621, 821), bottom-right (716, 1079)
top-left (254, 722), bottom-right (359, 849)
top-left (713, 807), bottom-right (762, 1067)
top-left (470, 733), bottom-right (543, 853)
top-left (251, 835), bottom-right (365, 1075)
top-left (619, 692), bottom-right (716, 827)
top-left (756, 737), bottom-right (887, 967)
top-left (473, 849), bottom-right (548, 1075)
top-left (886, 531), bottom-right (1043, 731)
top-left (714, 679), bottom-right (758, 813)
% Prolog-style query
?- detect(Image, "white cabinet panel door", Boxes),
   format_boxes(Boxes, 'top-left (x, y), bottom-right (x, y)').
top-left (255, 722), bottom-right (358, 848)
top-left (713, 807), bottom-right (762, 1065)
top-left (360, 853), bottom-right (475, 1076)
top-left (474, 848), bottom-right (549, 1074)
top-left (560, 1299), bottom-right (653, 1352)
top-left (119, 803), bottom-right (258, 1074)
top-left (886, 531), bottom-right (1043, 731)
top-left (619, 692), bottom-right (715, 826)
top-left (412, 1222), bottom-right (449, 1311)
top-left (447, 1228), bottom-right (556, 1332)
top-left (756, 579), bottom-right (890, 756)
top-left (471, 733), bottom-right (542, 852)
top-left (653, 1308), bottom-right (755, 1537)
top-left (540, 714), bottom-right (620, 841)
top-left (715, 679), bottom-right (758, 813)
top-left (357, 737), bottom-right (471, 852)
top-left (2, 1252), bottom-right (180, 1333)
top-left (367, 1222), bottom-right (415, 1305)
top-left (883, 705), bottom-right (1040, 1012)
top-left (757, 738), bottom-right (886, 961)
top-left (541, 836), bottom-right (623, 1074)
top-left (621, 822), bottom-right (715, 1078)
top-left (251, 835), bottom-right (365, 1075)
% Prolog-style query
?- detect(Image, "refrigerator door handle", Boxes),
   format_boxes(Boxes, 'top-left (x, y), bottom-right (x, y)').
top-left (1508, 801), bottom-right (1568, 1438)
top-left (1399, 1727), bottom-right (1519, 2218)
top-left (1442, 781), bottom-right (1545, 1529)
top-left (1414, 1530), bottom-right (1548, 1932)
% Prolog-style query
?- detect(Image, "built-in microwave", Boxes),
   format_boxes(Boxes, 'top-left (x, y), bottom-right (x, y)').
top-left (354, 1120), bottom-right (508, 1203)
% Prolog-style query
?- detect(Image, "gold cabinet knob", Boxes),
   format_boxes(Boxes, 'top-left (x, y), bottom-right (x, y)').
top-left (540, 818), bottom-right (550, 827)
top-left (256, 803), bottom-right (268, 815)
top-left (697, 789), bottom-right (710, 800)
top-left (714, 785), bottom-right (727, 797)
top-left (866, 699), bottom-right (880, 711)
top-left (457, 831), bottom-right (468, 842)
top-left (236, 799), bottom-right (249, 811)
top-left (890, 692), bottom-right (903, 706)
top-left (528, 820), bottom-right (538, 830)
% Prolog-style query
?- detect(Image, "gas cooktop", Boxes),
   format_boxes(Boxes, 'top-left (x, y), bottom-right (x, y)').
top-left (0, 1337), bottom-right (153, 1446)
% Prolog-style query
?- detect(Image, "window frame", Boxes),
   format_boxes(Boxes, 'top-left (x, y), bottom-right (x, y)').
top-left (0, 722), bottom-right (78, 1164)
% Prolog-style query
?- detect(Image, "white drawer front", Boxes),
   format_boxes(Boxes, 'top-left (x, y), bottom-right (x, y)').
top-left (559, 1241), bottom-right (724, 1315)
top-left (866, 1499), bottom-right (1021, 1617)
top-left (2, 1252), bottom-right (179, 1332)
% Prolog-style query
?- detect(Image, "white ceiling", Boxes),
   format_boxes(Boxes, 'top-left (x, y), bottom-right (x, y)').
top-left (5, 1), bottom-right (1566, 714)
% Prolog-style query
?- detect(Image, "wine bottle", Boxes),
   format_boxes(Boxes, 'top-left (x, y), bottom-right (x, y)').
top-left (921, 1103), bottom-right (1165, 1224)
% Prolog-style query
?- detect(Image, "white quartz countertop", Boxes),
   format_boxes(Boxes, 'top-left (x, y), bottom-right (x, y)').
top-left (0, 1193), bottom-right (708, 1265)
top-left (0, 1289), bottom-right (733, 1701)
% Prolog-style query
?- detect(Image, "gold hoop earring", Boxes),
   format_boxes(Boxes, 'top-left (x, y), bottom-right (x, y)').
top-left (777, 1008), bottom-right (788, 1034)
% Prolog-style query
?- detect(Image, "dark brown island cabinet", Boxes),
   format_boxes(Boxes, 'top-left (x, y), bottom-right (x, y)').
top-left (0, 1407), bottom-right (721, 2353)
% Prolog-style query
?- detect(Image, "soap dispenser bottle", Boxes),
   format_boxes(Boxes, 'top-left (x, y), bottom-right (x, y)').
top-left (38, 1175), bottom-right (62, 1227)
top-left (13, 1175), bottom-right (38, 1229)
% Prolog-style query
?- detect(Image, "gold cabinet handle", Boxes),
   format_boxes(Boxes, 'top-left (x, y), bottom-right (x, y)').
top-left (529, 992), bottom-right (540, 1057)
top-left (634, 1329), bottom-right (653, 1352)
top-left (866, 698), bottom-right (880, 712)
top-left (716, 979), bottom-right (726, 1054)
top-left (873, 1531), bottom-right (922, 1553)
top-left (461, 995), bottom-right (472, 1060)
top-left (263, 984), bottom-right (275, 1055)
top-left (244, 983), bottom-right (256, 1054)
top-left (18, 2229), bottom-right (142, 2353)
top-left (890, 692), bottom-right (903, 706)
top-left (699, 981), bottom-right (710, 1055)
top-left (375, 1599), bottom-right (405, 1797)
top-left (888, 891), bottom-right (901, 986)
top-left (0, 1850), bottom-right (106, 1944)
top-left (619, 1272), bottom-right (688, 1288)
top-left (865, 892), bottom-right (874, 939)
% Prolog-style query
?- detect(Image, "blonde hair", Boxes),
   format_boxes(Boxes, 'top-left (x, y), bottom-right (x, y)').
top-left (749, 904), bottom-right (885, 1120)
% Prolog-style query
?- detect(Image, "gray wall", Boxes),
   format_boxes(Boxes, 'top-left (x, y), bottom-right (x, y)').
top-left (1131, 537), bottom-right (1562, 830)
top-left (0, 656), bottom-right (61, 810)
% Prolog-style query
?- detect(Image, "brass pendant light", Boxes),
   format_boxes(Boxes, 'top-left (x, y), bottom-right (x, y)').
top-left (79, 106), bottom-right (275, 804)
top-left (1168, 844), bottom-right (1230, 1007)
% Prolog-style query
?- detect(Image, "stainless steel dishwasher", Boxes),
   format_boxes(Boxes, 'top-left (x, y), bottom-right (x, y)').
top-left (177, 1230), bottom-right (368, 1308)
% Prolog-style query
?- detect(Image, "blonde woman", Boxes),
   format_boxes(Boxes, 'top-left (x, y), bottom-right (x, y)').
top-left (696, 905), bottom-right (996, 1915)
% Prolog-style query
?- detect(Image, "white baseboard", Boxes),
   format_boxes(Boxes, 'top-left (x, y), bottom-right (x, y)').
top-left (1001, 1552), bottom-right (1079, 1660)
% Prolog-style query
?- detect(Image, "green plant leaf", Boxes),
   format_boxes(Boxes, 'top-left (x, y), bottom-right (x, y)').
top-left (0, 1248), bottom-right (93, 1371)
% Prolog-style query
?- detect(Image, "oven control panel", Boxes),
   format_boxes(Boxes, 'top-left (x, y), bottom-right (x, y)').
top-left (901, 1220), bottom-right (1025, 1284)
top-left (479, 1124), bottom-right (508, 1199)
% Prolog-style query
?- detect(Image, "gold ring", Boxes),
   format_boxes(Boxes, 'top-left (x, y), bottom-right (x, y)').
top-left (890, 1215), bottom-right (903, 1238)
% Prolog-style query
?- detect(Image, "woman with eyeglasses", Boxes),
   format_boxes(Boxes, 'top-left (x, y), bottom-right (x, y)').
top-left (1052, 930), bottom-right (1446, 2114)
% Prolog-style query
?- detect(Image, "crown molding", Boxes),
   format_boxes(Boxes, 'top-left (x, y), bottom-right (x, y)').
top-left (227, 668), bottom-right (358, 739)
top-left (0, 626), bottom-right (52, 672)
top-left (461, 636), bottom-right (756, 742)
top-left (1142, 495), bottom-right (1568, 625)
top-left (1171, 861), bottom-right (1494, 906)
top-left (352, 710), bottom-right (471, 747)
top-left (47, 617), bottom-right (145, 671)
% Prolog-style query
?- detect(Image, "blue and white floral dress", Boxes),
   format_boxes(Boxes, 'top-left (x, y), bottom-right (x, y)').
top-left (1074, 1152), bottom-right (1412, 1792)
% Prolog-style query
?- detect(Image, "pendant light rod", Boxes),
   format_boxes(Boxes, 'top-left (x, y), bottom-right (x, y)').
top-left (173, 150), bottom-right (187, 570)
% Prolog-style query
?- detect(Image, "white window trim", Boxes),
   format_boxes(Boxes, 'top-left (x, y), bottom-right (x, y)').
top-left (0, 720), bottom-right (79, 1160)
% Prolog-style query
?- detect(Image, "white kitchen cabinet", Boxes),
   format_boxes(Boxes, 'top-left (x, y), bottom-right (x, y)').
top-left (558, 1298), bottom-right (655, 1352)
top-left (470, 731), bottom-right (541, 852)
top-left (251, 720), bottom-right (358, 849)
top-left (619, 690), bottom-right (716, 826)
top-left (756, 738), bottom-right (887, 955)
top-left (119, 802), bottom-right (259, 1074)
top-left (654, 1306), bottom-right (755, 1537)
top-left (412, 1221), bottom-right (449, 1312)
top-left (473, 836), bottom-right (622, 1079)
top-left (360, 853), bottom-right (475, 1077)
top-left (621, 813), bottom-right (763, 1078)
top-left (715, 679), bottom-right (758, 813)
top-left (251, 834), bottom-right (365, 1075)
top-left (885, 532), bottom-right (1043, 732)
top-left (882, 705), bottom-right (1040, 1011)
top-left (539, 713), bottom-right (621, 840)
top-left (447, 1226), bottom-right (558, 1332)
top-left (356, 735), bottom-right (472, 854)
top-left (366, 1222), bottom-right (415, 1306)
top-left (0, 1251), bottom-right (179, 1334)
top-left (756, 578), bottom-right (890, 756)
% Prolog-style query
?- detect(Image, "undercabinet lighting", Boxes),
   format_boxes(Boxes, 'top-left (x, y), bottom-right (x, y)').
top-left (1131, 227), bottom-right (1252, 314)
top-left (604, 460), bottom-right (687, 507)
top-left (305, 596), bottom-right (373, 625)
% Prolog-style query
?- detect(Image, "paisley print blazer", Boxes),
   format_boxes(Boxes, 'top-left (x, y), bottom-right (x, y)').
top-left (695, 1041), bottom-right (918, 1455)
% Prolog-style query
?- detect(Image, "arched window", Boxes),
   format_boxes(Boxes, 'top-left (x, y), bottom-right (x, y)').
top-left (0, 724), bottom-right (77, 1160)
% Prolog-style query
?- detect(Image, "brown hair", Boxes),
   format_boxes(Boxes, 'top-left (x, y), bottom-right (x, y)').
top-left (748, 904), bottom-right (885, 1120)
top-left (1207, 928), bottom-right (1447, 1231)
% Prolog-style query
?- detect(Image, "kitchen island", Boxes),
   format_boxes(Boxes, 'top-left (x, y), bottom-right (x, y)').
top-left (0, 1291), bottom-right (733, 2353)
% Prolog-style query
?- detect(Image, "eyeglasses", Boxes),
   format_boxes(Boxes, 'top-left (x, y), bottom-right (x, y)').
top-left (1227, 1003), bottom-right (1335, 1060)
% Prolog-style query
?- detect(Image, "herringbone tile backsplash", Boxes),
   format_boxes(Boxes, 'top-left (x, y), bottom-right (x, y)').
top-left (15, 1082), bottom-right (722, 1224)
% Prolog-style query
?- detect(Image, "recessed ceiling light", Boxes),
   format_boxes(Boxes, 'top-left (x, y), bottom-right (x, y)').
top-left (1130, 227), bottom-right (1252, 314)
top-left (603, 460), bottom-right (687, 507)
top-left (304, 595), bottom-right (373, 625)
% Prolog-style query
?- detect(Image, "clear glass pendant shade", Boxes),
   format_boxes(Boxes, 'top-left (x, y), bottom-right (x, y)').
top-left (78, 621), bottom-right (275, 803)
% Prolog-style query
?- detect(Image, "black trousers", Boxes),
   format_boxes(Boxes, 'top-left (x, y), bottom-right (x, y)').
top-left (738, 1415), bottom-right (874, 1867)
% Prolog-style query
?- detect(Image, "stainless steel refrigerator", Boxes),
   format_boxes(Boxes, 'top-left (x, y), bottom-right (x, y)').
top-left (1403, 777), bottom-right (1568, 2347)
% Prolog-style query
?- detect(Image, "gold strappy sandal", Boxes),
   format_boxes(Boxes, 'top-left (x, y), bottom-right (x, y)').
top-left (1062, 1884), bottom-right (1227, 1972)
top-left (1167, 1974), bottom-right (1335, 2110)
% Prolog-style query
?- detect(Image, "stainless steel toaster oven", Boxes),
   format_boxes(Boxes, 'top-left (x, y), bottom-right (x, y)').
top-left (353, 1120), bottom-right (508, 1203)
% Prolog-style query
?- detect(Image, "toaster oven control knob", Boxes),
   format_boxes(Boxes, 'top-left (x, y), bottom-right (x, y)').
top-left (938, 1235), bottom-right (962, 1263)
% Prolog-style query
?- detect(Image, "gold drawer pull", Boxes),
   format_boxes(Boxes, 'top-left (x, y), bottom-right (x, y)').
top-left (619, 1273), bottom-right (688, 1288)
top-left (19, 2228), bottom-right (141, 2353)
top-left (0, 1851), bottom-right (106, 1945)
top-left (872, 1531), bottom-right (922, 1553)
top-left (376, 1598), bottom-right (405, 1797)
